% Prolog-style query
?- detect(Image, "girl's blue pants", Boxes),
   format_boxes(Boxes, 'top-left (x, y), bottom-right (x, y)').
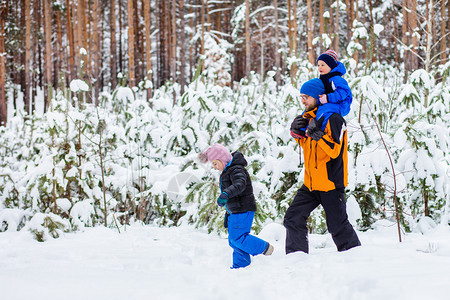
top-left (227, 211), bottom-right (268, 268)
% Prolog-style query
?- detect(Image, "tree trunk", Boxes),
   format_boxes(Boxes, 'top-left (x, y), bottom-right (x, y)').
top-left (200, 0), bottom-right (205, 71)
top-left (0, 0), bottom-right (7, 126)
top-left (171, 0), bottom-right (177, 85)
top-left (189, 0), bottom-right (194, 81)
top-left (334, 0), bottom-right (340, 52)
top-left (33, 0), bottom-right (42, 112)
top-left (66, 0), bottom-right (75, 83)
top-left (54, 6), bottom-right (64, 89)
top-left (44, 0), bottom-right (57, 213)
top-left (440, 0), bottom-right (447, 64)
top-left (179, 0), bottom-right (186, 94)
top-left (119, 0), bottom-right (123, 73)
top-left (367, 0), bottom-right (376, 64)
top-left (215, 2), bottom-right (221, 32)
top-left (319, 0), bottom-right (324, 52)
top-left (128, 0), bottom-right (136, 87)
top-left (25, 0), bottom-right (32, 115)
top-left (81, 0), bottom-right (88, 64)
top-left (392, 0), bottom-right (399, 64)
top-left (43, 0), bottom-right (53, 112)
top-left (134, 0), bottom-right (143, 84)
top-left (143, 0), bottom-right (153, 99)
top-left (353, 0), bottom-right (359, 75)
top-left (92, 0), bottom-right (101, 103)
top-left (410, 0), bottom-right (418, 70)
top-left (273, 0), bottom-right (281, 85)
top-left (111, 0), bottom-right (118, 89)
top-left (346, 0), bottom-right (351, 42)
top-left (158, 0), bottom-right (170, 86)
top-left (245, 0), bottom-right (250, 76)
top-left (307, 0), bottom-right (314, 64)
top-left (291, 0), bottom-right (298, 83)
top-left (402, 0), bottom-right (409, 77)
top-left (259, 13), bottom-right (264, 78)
top-left (75, 0), bottom-right (84, 78)
top-left (287, 0), bottom-right (292, 56)
top-left (206, 0), bottom-right (211, 31)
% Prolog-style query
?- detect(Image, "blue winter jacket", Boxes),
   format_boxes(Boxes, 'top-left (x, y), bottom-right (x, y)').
top-left (316, 61), bottom-right (352, 130)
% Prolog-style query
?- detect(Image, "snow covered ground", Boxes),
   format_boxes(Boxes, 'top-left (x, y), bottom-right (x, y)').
top-left (1, 220), bottom-right (449, 300)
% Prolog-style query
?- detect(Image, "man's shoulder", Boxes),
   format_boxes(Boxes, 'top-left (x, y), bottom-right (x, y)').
top-left (329, 112), bottom-right (345, 121)
top-left (327, 113), bottom-right (346, 128)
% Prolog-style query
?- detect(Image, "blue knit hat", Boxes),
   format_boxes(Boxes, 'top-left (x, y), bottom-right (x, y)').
top-left (317, 49), bottom-right (338, 69)
top-left (300, 78), bottom-right (325, 100)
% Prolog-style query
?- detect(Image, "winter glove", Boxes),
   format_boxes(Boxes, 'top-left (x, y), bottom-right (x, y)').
top-left (290, 129), bottom-right (306, 139)
top-left (319, 94), bottom-right (328, 104)
top-left (306, 118), bottom-right (325, 141)
top-left (290, 115), bottom-right (309, 139)
top-left (217, 192), bottom-right (229, 207)
top-left (290, 115), bottom-right (309, 131)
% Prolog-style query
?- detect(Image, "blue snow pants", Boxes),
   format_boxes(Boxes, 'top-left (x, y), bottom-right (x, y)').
top-left (227, 211), bottom-right (268, 268)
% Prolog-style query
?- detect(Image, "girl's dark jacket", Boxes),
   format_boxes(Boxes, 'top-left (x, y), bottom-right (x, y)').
top-left (220, 151), bottom-right (257, 214)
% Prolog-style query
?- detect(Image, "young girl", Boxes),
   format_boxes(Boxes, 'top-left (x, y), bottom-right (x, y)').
top-left (198, 143), bottom-right (273, 268)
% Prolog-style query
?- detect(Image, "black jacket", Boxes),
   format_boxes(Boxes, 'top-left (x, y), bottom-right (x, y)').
top-left (220, 151), bottom-right (257, 214)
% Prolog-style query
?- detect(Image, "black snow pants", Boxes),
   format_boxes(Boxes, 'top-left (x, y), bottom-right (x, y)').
top-left (284, 185), bottom-right (361, 254)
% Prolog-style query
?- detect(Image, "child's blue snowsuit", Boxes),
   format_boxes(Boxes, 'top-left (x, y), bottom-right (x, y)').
top-left (316, 61), bottom-right (352, 130)
top-left (220, 151), bottom-right (269, 268)
top-left (227, 211), bottom-right (267, 268)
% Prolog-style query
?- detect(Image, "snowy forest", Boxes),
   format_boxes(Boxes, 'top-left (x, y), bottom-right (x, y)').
top-left (0, 0), bottom-right (449, 241)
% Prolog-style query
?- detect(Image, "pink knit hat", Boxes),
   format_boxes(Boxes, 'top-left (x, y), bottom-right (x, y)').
top-left (198, 143), bottom-right (232, 165)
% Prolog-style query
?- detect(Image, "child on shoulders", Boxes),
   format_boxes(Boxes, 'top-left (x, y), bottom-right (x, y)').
top-left (316, 49), bottom-right (352, 122)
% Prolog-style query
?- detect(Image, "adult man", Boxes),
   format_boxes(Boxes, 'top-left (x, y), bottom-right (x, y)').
top-left (284, 78), bottom-right (361, 254)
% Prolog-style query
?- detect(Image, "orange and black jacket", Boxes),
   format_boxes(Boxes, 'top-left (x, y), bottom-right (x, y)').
top-left (293, 108), bottom-right (348, 192)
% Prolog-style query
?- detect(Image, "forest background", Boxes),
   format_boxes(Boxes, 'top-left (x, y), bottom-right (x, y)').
top-left (0, 0), bottom-right (449, 240)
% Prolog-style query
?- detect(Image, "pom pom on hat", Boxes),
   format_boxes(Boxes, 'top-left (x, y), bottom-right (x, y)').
top-left (317, 49), bottom-right (338, 69)
top-left (300, 78), bottom-right (325, 100)
top-left (198, 152), bottom-right (209, 163)
top-left (198, 144), bottom-right (232, 165)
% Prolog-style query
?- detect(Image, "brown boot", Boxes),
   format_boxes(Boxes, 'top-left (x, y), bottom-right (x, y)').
top-left (263, 243), bottom-right (274, 256)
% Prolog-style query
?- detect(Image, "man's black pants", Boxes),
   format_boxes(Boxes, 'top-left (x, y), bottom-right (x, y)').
top-left (284, 184), bottom-right (361, 254)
